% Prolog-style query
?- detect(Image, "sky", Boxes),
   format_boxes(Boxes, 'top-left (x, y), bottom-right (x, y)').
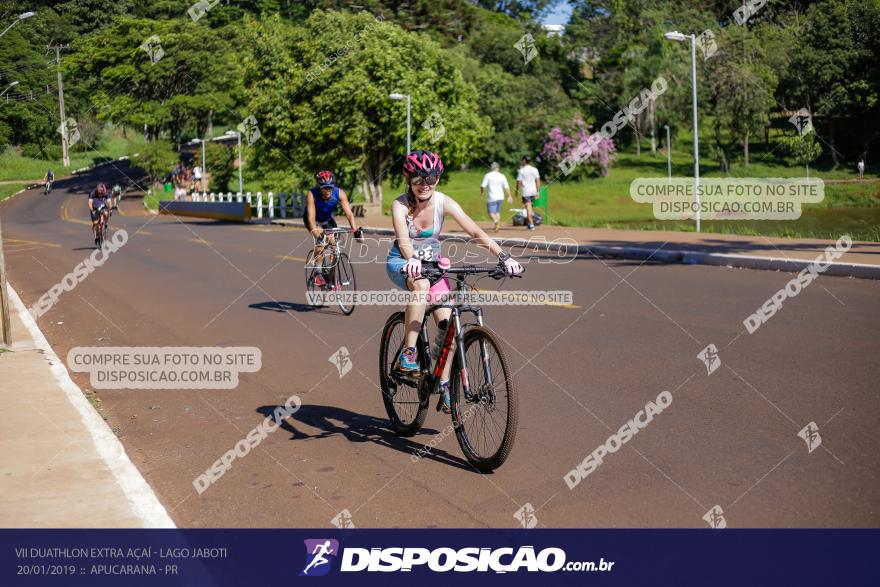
top-left (542, 1), bottom-right (574, 25)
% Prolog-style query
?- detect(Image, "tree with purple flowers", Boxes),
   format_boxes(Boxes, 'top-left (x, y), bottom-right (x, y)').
top-left (541, 115), bottom-right (616, 179)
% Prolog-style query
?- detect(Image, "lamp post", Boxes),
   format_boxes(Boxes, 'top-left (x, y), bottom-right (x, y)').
top-left (389, 92), bottom-right (411, 154)
top-left (225, 130), bottom-right (243, 195)
top-left (0, 80), bottom-right (19, 98)
top-left (664, 31), bottom-right (701, 232)
top-left (0, 11), bottom-right (34, 40)
top-left (664, 124), bottom-right (671, 182)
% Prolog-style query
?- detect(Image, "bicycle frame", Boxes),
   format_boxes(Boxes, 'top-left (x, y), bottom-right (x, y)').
top-left (417, 274), bottom-right (494, 407)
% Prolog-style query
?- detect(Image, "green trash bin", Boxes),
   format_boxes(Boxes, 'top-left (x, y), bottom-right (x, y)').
top-left (164, 182), bottom-right (173, 193)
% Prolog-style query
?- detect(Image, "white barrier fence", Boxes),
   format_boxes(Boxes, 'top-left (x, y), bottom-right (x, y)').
top-left (190, 191), bottom-right (308, 219)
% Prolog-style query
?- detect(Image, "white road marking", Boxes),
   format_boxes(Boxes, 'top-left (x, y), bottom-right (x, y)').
top-left (5, 283), bottom-right (176, 528)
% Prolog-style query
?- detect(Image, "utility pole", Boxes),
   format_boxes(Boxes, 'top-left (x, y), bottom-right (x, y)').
top-left (49, 44), bottom-right (70, 167)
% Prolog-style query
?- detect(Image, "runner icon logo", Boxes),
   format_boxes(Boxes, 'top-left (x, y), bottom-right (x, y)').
top-left (703, 505), bottom-right (727, 529)
top-left (798, 422), bottom-right (822, 453)
top-left (514, 503), bottom-right (538, 529)
top-left (697, 344), bottom-right (721, 375)
top-left (300, 539), bottom-right (340, 577)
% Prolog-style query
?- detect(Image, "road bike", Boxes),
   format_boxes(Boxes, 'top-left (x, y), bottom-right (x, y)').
top-left (43, 180), bottom-right (52, 195)
top-left (379, 261), bottom-right (522, 472)
top-left (94, 205), bottom-right (109, 248)
top-left (304, 227), bottom-right (357, 315)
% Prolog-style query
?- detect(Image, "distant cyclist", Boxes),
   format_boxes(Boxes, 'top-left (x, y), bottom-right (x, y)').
top-left (386, 150), bottom-right (523, 413)
top-left (304, 170), bottom-right (362, 287)
top-left (88, 183), bottom-right (116, 245)
top-left (43, 169), bottom-right (54, 194)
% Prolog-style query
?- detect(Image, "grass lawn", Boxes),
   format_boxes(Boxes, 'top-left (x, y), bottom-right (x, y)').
top-left (0, 183), bottom-right (29, 203)
top-left (376, 150), bottom-right (879, 241)
top-left (0, 129), bottom-right (144, 182)
top-left (143, 184), bottom-right (174, 211)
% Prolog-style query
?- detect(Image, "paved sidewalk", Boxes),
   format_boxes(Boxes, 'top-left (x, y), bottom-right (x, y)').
top-left (272, 215), bottom-right (880, 279)
top-left (0, 284), bottom-right (174, 528)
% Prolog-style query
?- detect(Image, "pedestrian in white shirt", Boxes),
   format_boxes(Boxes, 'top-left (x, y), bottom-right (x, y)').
top-left (858, 159), bottom-right (865, 180)
top-left (516, 156), bottom-right (541, 230)
top-left (193, 165), bottom-right (204, 192)
top-left (480, 162), bottom-right (512, 232)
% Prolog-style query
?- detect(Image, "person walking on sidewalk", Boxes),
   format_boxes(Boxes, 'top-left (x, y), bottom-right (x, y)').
top-left (480, 162), bottom-right (512, 232)
top-left (516, 156), bottom-right (541, 231)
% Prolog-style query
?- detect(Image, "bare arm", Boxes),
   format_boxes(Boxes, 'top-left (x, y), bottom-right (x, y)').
top-left (305, 192), bottom-right (318, 234)
top-left (391, 200), bottom-right (416, 258)
top-left (337, 189), bottom-right (359, 231)
top-left (445, 196), bottom-right (503, 257)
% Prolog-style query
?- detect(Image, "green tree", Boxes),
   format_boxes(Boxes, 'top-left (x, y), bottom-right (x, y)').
top-left (64, 17), bottom-right (243, 147)
top-left (128, 139), bottom-right (177, 184)
top-left (242, 11), bottom-right (492, 205)
top-left (702, 26), bottom-right (778, 171)
top-left (779, 133), bottom-right (822, 176)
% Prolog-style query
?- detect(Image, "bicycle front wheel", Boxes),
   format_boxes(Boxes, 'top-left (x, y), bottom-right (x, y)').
top-left (304, 250), bottom-right (325, 308)
top-left (379, 312), bottom-right (427, 436)
top-left (333, 252), bottom-right (356, 315)
top-left (450, 325), bottom-right (518, 472)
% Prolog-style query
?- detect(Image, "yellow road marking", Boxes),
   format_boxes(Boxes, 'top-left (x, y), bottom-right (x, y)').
top-left (4, 238), bottom-right (60, 248)
top-left (61, 198), bottom-right (92, 226)
top-left (275, 255), bottom-right (309, 262)
top-left (190, 238), bottom-right (213, 245)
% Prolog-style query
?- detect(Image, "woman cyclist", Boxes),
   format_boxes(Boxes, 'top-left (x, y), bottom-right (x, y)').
top-left (386, 150), bottom-right (523, 413)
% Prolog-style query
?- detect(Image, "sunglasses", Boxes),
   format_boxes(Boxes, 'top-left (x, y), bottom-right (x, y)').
top-left (410, 176), bottom-right (440, 186)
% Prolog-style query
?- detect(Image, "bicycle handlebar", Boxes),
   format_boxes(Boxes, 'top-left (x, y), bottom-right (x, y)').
top-left (400, 263), bottom-right (523, 281)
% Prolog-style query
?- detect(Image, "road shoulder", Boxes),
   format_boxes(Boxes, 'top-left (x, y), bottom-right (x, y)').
top-left (0, 283), bottom-right (175, 528)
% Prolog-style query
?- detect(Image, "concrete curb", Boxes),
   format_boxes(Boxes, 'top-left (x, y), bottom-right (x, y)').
top-left (270, 218), bottom-right (879, 280)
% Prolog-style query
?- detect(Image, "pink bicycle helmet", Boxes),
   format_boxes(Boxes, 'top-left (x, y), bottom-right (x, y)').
top-left (403, 150), bottom-right (444, 178)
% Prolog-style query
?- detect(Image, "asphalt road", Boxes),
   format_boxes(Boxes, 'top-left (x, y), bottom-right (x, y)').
top-left (2, 166), bottom-right (879, 528)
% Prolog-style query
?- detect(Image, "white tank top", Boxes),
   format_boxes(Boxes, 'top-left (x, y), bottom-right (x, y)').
top-left (395, 191), bottom-right (446, 261)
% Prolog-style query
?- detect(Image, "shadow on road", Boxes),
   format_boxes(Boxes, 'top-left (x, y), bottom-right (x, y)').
top-left (249, 300), bottom-right (343, 315)
top-left (257, 403), bottom-right (478, 472)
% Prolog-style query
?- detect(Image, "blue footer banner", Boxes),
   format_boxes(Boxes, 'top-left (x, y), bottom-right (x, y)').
top-left (1, 529), bottom-right (875, 586)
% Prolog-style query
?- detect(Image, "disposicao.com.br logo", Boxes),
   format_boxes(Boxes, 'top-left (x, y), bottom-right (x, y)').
top-left (301, 541), bottom-right (614, 575)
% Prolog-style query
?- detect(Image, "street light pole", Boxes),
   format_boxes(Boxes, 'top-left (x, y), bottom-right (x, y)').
top-left (0, 80), bottom-right (18, 97)
top-left (664, 30), bottom-right (701, 232)
top-left (405, 94), bottom-right (411, 154)
top-left (236, 132), bottom-right (242, 195)
top-left (0, 10), bottom-right (35, 345)
top-left (689, 33), bottom-right (701, 233)
top-left (389, 93), bottom-right (411, 154)
top-left (0, 11), bottom-right (34, 40)
top-left (664, 124), bottom-right (671, 183)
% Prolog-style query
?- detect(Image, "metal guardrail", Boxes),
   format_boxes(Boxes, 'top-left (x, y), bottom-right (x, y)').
top-left (159, 200), bottom-right (252, 222)
top-left (189, 191), bottom-right (307, 219)
top-left (187, 191), bottom-right (367, 219)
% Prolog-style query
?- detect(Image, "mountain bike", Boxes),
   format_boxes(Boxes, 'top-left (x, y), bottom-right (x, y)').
top-left (304, 227), bottom-right (357, 315)
top-left (379, 261), bottom-right (522, 472)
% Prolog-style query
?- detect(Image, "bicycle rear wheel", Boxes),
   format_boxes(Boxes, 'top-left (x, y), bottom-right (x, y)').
top-left (333, 252), bottom-right (356, 315)
top-left (379, 312), bottom-right (427, 436)
top-left (450, 326), bottom-right (518, 472)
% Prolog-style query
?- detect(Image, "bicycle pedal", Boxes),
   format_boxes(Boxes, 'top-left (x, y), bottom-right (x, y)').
top-left (390, 370), bottom-right (421, 387)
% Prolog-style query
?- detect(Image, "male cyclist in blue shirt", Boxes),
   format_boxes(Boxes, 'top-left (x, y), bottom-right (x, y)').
top-left (304, 170), bottom-right (362, 286)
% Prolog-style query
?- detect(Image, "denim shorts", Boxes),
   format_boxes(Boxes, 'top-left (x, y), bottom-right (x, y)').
top-left (386, 249), bottom-right (409, 290)
top-left (487, 200), bottom-right (502, 214)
